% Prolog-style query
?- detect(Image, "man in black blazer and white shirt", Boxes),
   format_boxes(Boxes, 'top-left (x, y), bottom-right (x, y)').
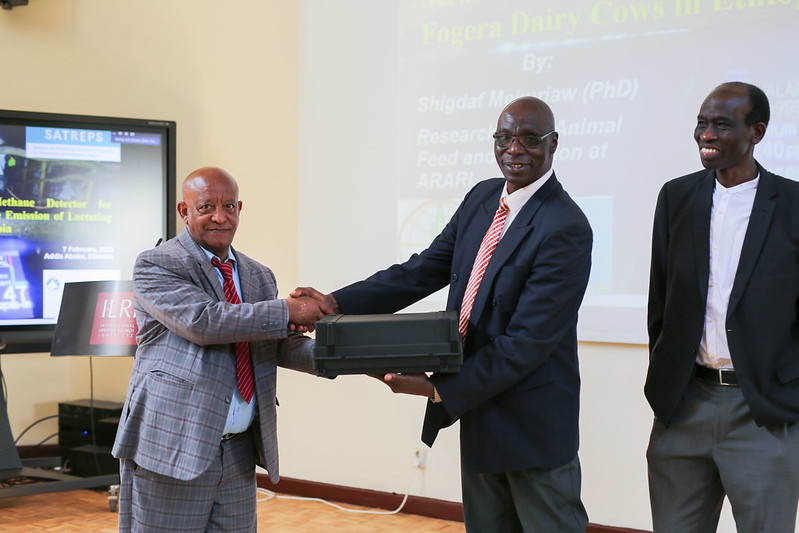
top-left (646, 82), bottom-right (799, 532)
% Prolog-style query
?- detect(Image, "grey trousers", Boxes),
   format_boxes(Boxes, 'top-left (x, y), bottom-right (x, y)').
top-left (647, 377), bottom-right (799, 533)
top-left (118, 431), bottom-right (257, 532)
top-left (461, 454), bottom-right (588, 533)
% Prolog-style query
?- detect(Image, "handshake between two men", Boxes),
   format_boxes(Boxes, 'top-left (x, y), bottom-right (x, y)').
top-left (284, 286), bottom-right (338, 333)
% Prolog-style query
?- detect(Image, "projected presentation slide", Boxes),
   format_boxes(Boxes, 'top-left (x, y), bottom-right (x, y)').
top-left (299, 0), bottom-right (799, 343)
top-left (397, 1), bottom-right (798, 342)
top-left (0, 123), bottom-right (166, 326)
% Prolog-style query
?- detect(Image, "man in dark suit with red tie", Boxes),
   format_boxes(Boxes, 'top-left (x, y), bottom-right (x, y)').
top-left (297, 97), bottom-right (593, 532)
top-left (646, 82), bottom-right (799, 532)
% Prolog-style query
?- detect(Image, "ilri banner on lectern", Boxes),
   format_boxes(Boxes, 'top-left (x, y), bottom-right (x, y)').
top-left (50, 280), bottom-right (137, 357)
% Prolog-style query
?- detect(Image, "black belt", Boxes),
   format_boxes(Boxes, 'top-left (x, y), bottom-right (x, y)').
top-left (221, 428), bottom-right (250, 442)
top-left (695, 364), bottom-right (739, 386)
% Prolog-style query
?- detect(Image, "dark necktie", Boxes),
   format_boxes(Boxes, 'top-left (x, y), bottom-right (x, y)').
top-left (210, 257), bottom-right (255, 403)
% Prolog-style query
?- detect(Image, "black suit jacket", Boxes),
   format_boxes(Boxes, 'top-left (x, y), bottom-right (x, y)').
top-left (334, 175), bottom-right (592, 473)
top-left (646, 163), bottom-right (799, 427)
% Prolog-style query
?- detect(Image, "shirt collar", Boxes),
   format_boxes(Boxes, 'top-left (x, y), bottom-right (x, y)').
top-left (714, 172), bottom-right (760, 193)
top-left (201, 246), bottom-right (237, 266)
top-left (502, 168), bottom-right (554, 212)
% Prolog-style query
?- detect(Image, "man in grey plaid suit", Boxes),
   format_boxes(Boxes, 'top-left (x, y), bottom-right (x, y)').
top-left (113, 166), bottom-right (330, 532)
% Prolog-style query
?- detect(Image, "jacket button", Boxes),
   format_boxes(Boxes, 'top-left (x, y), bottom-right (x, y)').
top-left (451, 273), bottom-right (458, 281)
top-left (224, 395), bottom-right (231, 404)
top-left (492, 298), bottom-right (497, 306)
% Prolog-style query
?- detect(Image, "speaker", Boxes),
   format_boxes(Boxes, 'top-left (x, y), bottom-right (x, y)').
top-left (65, 444), bottom-right (119, 477)
top-left (58, 399), bottom-right (122, 476)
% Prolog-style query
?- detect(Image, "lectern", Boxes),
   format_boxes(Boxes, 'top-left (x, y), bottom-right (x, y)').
top-left (0, 280), bottom-right (135, 500)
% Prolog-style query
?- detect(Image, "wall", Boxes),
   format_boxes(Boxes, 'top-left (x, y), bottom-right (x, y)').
top-left (0, 0), bottom-right (300, 464)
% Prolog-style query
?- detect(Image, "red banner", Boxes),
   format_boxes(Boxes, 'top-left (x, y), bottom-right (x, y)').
top-left (89, 291), bottom-right (137, 345)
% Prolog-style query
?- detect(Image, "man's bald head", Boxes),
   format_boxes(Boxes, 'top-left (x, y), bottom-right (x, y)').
top-left (182, 166), bottom-right (239, 201)
top-left (177, 166), bottom-right (242, 257)
top-left (494, 97), bottom-right (558, 193)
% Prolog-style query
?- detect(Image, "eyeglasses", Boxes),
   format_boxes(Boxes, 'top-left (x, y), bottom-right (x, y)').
top-left (492, 131), bottom-right (555, 148)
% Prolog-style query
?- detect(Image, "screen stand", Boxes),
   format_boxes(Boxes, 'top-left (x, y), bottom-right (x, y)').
top-left (0, 373), bottom-right (23, 471)
top-left (0, 357), bottom-right (119, 499)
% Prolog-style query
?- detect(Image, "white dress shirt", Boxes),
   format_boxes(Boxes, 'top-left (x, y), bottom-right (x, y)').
top-left (499, 169), bottom-right (553, 239)
top-left (697, 175), bottom-right (759, 370)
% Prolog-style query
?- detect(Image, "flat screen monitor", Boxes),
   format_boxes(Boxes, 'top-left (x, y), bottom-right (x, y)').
top-left (0, 110), bottom-right (176, 353)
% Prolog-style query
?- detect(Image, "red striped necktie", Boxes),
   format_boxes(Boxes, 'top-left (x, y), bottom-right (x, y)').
top-left (458, 197), bottom-right (509, 339)
top-left (210, 257), bottom-right (255, 403)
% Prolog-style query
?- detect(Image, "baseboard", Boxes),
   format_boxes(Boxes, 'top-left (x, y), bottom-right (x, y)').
top-left (16, 443), bottom-right (60, 459)
top-left (258, 474), bottom-right (651, 532)
top-left (259, 473), bottom-right (464, 522)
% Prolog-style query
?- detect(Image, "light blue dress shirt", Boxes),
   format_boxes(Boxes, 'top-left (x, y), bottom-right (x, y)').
top-left (202, 247), bottom-right (257, 435)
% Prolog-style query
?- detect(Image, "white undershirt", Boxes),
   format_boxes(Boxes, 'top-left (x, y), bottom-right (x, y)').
top-left (697, 175), bottom-right (759, 370)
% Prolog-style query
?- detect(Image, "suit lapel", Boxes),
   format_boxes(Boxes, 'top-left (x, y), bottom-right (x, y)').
top-left (452, 185), bottom-right (503, 308)
top-left (728, 168), bottom-right (777, 314)
top-left (693, 173), bottom-right (714, 299)
top-left (467, 176), bottom-right (556, 327)
top-left (233, 248), bottom-right (254, 303)
top-left (178, 229), bottom-right (227, 302)
top-left (491, 178), bottom-right (553, 266)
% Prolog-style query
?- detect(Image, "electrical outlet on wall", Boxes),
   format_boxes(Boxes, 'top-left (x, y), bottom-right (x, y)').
top-left (414, 448), bottom-right (428, 469)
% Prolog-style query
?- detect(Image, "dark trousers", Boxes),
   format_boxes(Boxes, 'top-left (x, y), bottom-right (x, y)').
top-left (647, 378), bottom-right (799, 533)
top-left (461, 454), bottom-right (588, 533)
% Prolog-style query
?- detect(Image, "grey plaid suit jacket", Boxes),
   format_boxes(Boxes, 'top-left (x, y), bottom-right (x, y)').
top-left (112, 229), bottom-right (314, 482)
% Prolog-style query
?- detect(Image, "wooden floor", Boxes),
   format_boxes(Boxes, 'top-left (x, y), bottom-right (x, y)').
top-left (0, 487), bottom-right (466, 532)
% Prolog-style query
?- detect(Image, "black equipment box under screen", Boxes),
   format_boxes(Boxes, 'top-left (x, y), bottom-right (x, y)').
top-left (313, 311), bottom-right (463, 378)
top-left (58, 399), bottom-right (122, 477)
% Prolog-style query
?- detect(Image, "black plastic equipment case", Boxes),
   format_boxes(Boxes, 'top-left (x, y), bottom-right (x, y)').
top-left (313, 311), bottom-right (463, 378)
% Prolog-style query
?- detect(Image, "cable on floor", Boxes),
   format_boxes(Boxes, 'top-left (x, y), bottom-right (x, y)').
top-left (256, 462), bottom-right (421, 515)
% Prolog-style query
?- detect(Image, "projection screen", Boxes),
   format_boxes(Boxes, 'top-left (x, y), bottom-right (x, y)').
top-left (299, 0), bottom-right (799, 344)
